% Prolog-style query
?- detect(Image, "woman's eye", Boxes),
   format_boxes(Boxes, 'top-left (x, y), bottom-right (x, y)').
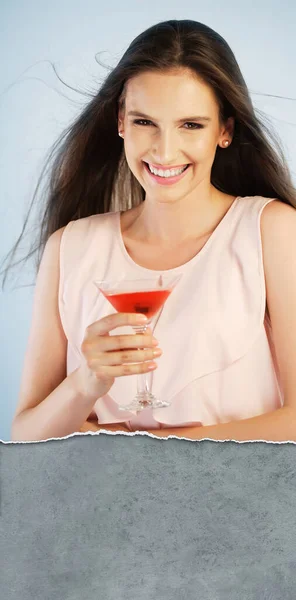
top-left (133, 119), bottom-right (152, 126)
top-left (184, 122), bottom-right (204, 130)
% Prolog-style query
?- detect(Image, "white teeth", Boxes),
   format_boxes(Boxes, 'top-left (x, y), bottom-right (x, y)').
top-left (147, 164), bottom-right (187, 177)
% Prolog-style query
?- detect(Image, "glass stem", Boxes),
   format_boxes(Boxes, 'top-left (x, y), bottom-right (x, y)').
top-left (133, 324), bottom-right (153, 400)
top-left (137, 370), bottom-right (152, 398)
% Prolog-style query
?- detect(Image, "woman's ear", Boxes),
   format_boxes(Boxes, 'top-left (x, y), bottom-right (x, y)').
top-left (118, 119), bottom-right (124, 136)
top-left (224, 116), bottom-right (235, 141)
top-left (218, 116), bottom-right (235, 148)
top-left (118, 108), bottom-right (124, 133)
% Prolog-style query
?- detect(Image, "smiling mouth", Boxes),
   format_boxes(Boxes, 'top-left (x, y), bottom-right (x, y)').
top-left (143, 161), bottom-right (190, 177)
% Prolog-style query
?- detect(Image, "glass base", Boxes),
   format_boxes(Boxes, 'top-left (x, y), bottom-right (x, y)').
top-left (118, 392), bottom-right (171, 412)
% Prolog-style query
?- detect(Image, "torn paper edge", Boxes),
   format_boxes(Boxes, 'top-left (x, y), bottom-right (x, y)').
top-left (1, 430), bottom-right (295, 444)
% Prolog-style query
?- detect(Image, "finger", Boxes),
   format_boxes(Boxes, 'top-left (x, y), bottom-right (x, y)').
top-left (99, 333), bottom-right (159, 352)
top-left (92, 360), bottom-right (158, 379)
top-left (85, 313), bottom-right (149, 338)
top-left (83, 332), bottom-right (159, 355)
top-left (92, 346), bottom-right (162, 367)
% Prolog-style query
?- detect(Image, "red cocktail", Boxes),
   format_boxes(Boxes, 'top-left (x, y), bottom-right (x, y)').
top-left (101, 289), bottom-right (171, 320)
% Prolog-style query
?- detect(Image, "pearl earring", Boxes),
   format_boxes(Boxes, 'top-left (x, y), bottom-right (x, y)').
top-left (223, 140), bottom-right (229, 147)
top-left (118, 132), bottom-right (124, 138)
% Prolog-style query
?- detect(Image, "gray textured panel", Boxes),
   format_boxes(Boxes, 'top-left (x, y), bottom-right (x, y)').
top-left (1, 434), bottom-right (296, 599)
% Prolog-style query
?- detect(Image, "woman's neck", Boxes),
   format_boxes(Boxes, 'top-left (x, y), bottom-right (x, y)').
top-left (124, 186), bottom-right (236, 247)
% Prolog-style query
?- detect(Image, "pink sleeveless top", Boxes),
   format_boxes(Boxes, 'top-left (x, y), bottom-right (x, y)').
top-left (58, 196), bottom-right (283, 431)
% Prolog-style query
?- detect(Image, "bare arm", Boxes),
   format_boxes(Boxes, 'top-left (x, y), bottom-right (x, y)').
top-left (141, 406), bottom-right (296, 441)
top-left (11, 228), bottom-right (102, 441)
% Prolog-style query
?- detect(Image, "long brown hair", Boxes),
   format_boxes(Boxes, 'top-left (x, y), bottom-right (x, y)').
top-left (2, 19), bottom-right (295, 289)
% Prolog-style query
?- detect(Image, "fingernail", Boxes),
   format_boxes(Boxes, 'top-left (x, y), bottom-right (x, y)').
top-left (152, 338), bottom-right (159, 346)
top-left (135, 314), bottom-right (148, 322)
top-left (153, 348), bottom-right (162, 357)
top-left (148, 362), bottom-right (157, 370)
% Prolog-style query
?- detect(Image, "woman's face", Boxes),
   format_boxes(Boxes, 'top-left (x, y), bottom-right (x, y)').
top-left (118, 68), bottom-right (233, 203)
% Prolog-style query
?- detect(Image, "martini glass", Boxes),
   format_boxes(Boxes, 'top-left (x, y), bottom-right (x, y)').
top-left (94, 274), bottom-right (182, 412)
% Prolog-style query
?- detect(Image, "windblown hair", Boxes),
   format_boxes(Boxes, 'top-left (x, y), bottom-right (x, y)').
top-left (2, 19), bottom-right (295, 288)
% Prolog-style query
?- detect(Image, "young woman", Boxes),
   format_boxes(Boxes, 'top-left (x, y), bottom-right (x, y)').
top-left (4, 19), bottom-right (296, 442)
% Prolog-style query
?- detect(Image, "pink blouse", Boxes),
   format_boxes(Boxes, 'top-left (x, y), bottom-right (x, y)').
top-left (58, 196), bottom-right (283, 431)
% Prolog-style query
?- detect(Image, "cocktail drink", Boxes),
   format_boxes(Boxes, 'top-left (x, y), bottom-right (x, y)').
top-left (101, 288), bottom-right (171, 320)
top-left (94, 275), bottom-right (182, 411)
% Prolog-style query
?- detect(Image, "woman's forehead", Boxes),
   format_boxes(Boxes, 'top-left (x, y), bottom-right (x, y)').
top-left (124, 70), bottom-right (219, 115)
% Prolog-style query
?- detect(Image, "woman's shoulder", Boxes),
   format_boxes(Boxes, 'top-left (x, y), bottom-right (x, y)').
top-left (260, 198), bottom-right (296, 238)
top-left (260, 199), bottom-right (296, 283)
top-left (45, 212), bottom-right (120, 269)
top-left (53, 211), bottom-right (119, 240)
top-left (234, 196), bottom-right (296, 234)
top-left (260, 197), bottom-right (296, 218)
top-left (70, 210), bottom-right (119, 228)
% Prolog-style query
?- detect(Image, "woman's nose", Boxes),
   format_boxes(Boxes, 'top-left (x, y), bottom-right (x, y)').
top-left (151, 130), bottom-right (179, 166)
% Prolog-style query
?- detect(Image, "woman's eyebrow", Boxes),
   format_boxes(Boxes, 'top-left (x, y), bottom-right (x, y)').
top-left (127, 111), bottom-right (211, 123)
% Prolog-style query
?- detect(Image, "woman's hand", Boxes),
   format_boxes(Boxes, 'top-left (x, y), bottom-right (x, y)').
top-left (77, 312), bottom-right (162, 400)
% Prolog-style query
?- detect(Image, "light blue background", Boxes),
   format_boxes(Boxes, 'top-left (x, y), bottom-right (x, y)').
top-left (1, 0), bottom-right (295, 440)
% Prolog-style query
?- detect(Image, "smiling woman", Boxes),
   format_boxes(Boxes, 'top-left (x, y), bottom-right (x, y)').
top-left (2, 19), bottom-right (296, 442)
